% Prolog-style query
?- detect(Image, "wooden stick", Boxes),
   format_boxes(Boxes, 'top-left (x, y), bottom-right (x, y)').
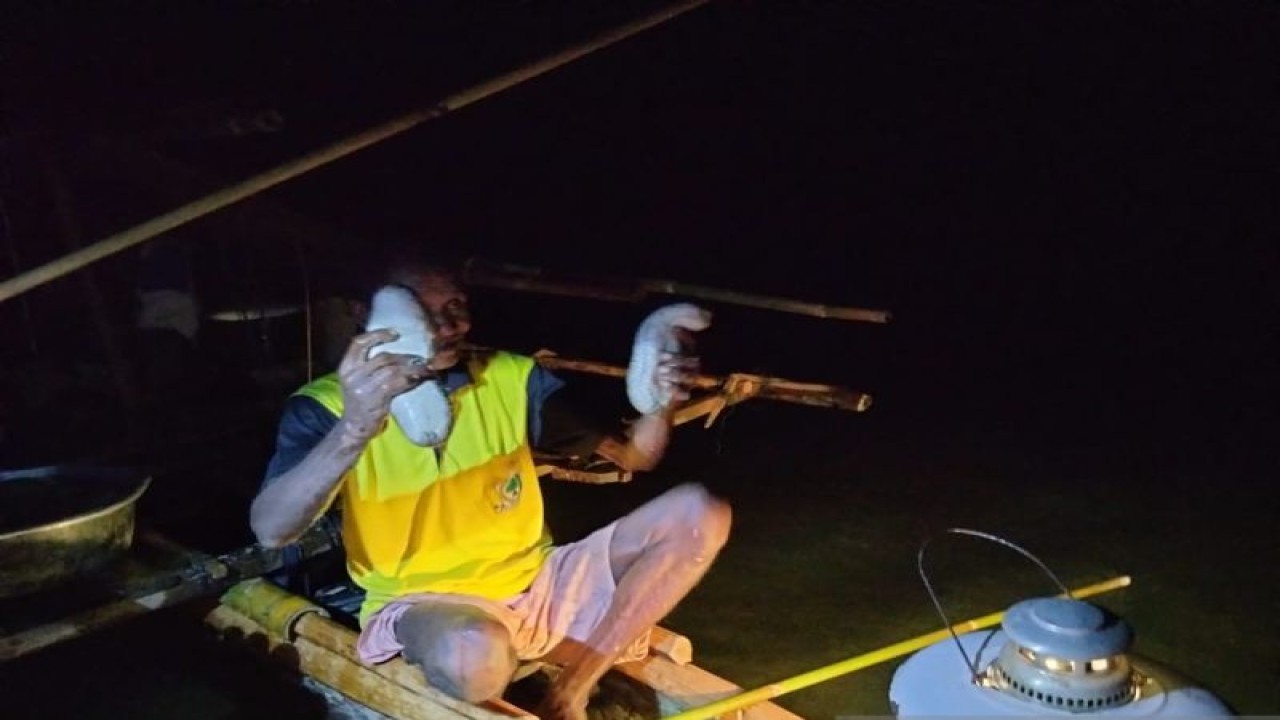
top-left (463, 263), bottom-right (645, 303)
top-left (640, 278), bottom-right (891, 324)
top-left (463, 257), bottom-right (892, 324)
top-left (672, 394), bottom-right (734, 427)
top-left (42, 151), bottom-right (142, 427)
top-left (0, 191), bottom-right (39, 356)
top-left (524, 350), bottom-right (873, 412)
top-left (663, 575), bottom-right (1133, 720)
top-left (0, 0), bottom-right (711, 304)
top-left (0, 527), bottom-right (338, 661)
top-left (648, 626), bottom-right (694, 666)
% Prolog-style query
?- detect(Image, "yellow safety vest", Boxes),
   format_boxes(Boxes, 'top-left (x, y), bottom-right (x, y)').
top-left (296, 350), bottom-right (551, 625)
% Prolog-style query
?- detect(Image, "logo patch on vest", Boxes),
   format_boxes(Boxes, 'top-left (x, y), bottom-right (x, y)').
top-left (489, 473), bottom-right (523, 513)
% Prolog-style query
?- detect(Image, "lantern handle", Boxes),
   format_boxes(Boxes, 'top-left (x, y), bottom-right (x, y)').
top-left (916, 528), bottom-right (1073, 683)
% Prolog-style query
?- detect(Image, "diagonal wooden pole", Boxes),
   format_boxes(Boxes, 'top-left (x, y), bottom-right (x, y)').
top-left (0, 0), bottom-right (711, 305)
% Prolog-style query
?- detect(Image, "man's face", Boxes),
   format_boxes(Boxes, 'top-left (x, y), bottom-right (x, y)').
top-left (401, 271), bottom-right (472, 370)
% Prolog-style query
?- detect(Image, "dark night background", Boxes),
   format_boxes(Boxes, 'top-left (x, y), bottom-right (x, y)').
top-left (1, 1), bottom-right (1277, 717)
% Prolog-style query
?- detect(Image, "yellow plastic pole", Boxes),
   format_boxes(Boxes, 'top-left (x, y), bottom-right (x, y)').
top-left (664, 575), bottom-right (1132, 720)
top-left (0, 0), bottom-right (711, 305)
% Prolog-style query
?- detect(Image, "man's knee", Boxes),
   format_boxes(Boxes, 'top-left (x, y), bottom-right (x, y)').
top-left (396, 604), bottom-right (517, 703)
top-left (665, 483), bottom-right (732, 559)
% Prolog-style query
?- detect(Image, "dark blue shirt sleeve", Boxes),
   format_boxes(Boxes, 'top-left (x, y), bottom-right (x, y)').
top-left (526, 365), bottom-right (565, 448)
top-left (528, 365), bottom-right (610, 458)
top-left (262, 395), bottom-right (338, 485)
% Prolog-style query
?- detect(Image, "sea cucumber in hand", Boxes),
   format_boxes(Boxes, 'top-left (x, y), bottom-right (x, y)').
top-left (626, 303), bottom-right (711, 416)
top-left (365, 285), bottom-right (452, 446)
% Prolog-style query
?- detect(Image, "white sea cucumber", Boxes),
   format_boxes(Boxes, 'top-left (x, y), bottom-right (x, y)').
top-left (626, 303), bottom-right (712, 416)
top-left (364, 285), bottom-right (452, 447)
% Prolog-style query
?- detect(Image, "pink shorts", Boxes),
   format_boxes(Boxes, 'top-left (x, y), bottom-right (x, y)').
top-left (356, 521), bottom-right (651, 665)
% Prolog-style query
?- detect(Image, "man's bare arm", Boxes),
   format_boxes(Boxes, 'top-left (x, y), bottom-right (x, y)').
top-left (594, 410), bottom-right (674, 473)
top-left (249, 329), bottom-right (429, 547)
top-left (250, 418), bottom-right (372, 547)
top-left (594, 352), bottom-right (698, 473)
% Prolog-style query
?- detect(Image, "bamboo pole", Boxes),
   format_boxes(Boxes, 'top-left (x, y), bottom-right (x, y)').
top-left (462, 263), bottom-right (645, 304)
top-left (639, 279), bottom-right (891, 324)
top-left (0, 526), bottom-right (338, 661)
top-left (522, 350), bottom-right (873, 412)
top-left (0, 0), bottom-right (711, 305)
top-left (648, 626), bottom-right (694, 666)
top-left (0, 194), bottom-right (40, 356)
top-left (663, 575), bottom-right (1133, 720)
top-left (463, 258), bottom-right (892, 324)
top-left (42, 152), bottom-right (142, 427)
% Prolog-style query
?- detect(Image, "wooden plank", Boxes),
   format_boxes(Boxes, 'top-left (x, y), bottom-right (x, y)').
top-left (649, 626), bottom-right (693, 666)
top-left (611, 654), bottom-right (804, 720)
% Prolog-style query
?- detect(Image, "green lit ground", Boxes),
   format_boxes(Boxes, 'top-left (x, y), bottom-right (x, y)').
top-left (548, 404), bottom-right (1279, 717)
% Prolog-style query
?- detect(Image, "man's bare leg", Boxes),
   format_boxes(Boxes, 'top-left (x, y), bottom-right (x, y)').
top-left (396, 602), bottom-right (518, 703)
top-left (538, 483), bottom-right (732, 719)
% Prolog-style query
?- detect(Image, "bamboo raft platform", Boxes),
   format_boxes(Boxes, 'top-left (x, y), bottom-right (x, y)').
top-left (204, 578), bottom-right (802, 720)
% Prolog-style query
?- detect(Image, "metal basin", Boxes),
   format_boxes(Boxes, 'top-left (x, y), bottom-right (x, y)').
top-left (0, 465), bottom-right (151, 599)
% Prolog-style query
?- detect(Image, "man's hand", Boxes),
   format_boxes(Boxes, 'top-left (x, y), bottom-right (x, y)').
top-left (337, 329), bottom-right (435, 441)
top-left (654, 349), bottom-right (700, 407)
top-left (595, 343), bottom-right (700, 473)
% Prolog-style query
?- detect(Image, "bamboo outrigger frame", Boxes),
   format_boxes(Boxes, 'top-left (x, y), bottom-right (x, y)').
top-left (0, 524), bottom-right (341, 663)
top-left (521, 348), bottom-right (872, 483)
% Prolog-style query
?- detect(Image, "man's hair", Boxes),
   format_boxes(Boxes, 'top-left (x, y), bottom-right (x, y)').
top-left (357, 245), bottom-right (465, 302)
